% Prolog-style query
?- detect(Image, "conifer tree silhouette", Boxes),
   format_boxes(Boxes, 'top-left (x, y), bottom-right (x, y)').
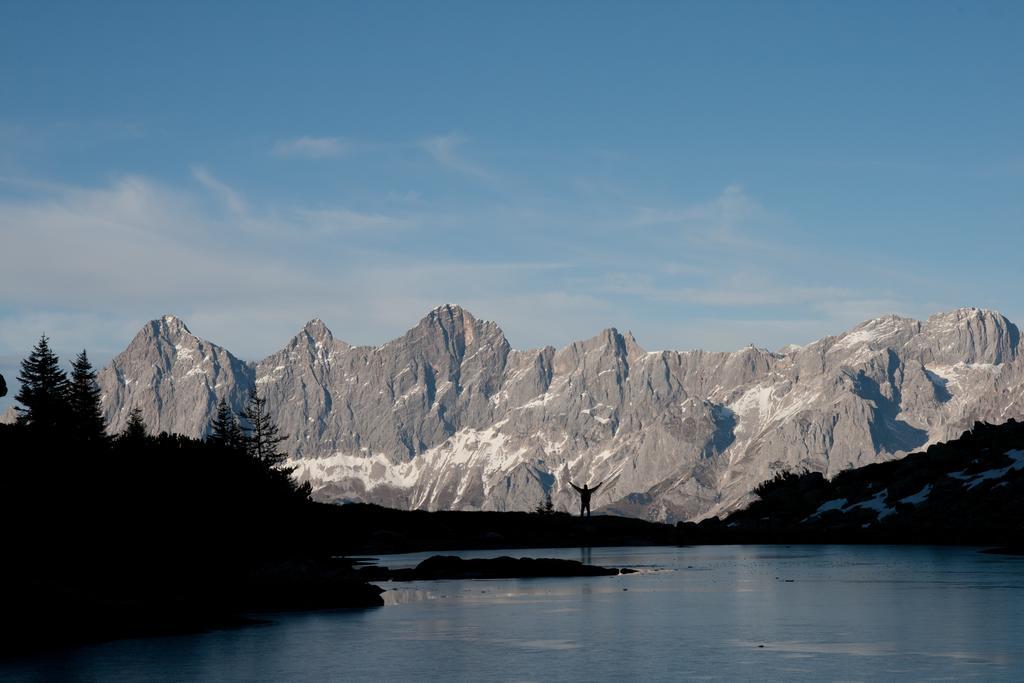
top-left (15, 334), bottom-right (70, 432)
top-left (209, 397), bottom-right (244, 450)
top-left (120, 406), bottom-right (149, 444)
top-left (242, 388), bottom-right (287, 468)
top-left (69, 350), bottom-right (107, 444)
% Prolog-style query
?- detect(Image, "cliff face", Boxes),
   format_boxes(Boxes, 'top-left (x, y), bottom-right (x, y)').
top-left (96, 305), bottom-right (1024, 522)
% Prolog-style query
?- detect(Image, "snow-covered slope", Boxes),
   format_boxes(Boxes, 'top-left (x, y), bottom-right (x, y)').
top-left (96, 305), bottom-right (1024, 522)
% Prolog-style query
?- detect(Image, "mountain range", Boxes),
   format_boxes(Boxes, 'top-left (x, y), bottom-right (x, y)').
top-left (8, 304), bottom-right (1023, 522)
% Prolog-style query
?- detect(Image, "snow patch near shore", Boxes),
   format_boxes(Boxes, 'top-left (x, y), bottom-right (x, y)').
top-left (898, 484), bottom-right (932, 506)
top-left (948, 449), bottom-right (1024, 490)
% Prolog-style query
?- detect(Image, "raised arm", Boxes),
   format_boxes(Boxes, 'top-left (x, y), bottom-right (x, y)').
top-left (569, 482), bottom-right (582, 493)
top-left (590, 481), bottom-right (603, 492)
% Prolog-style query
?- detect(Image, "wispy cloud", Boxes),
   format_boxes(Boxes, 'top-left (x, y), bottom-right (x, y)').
top-left (190, 166), bottom-right (419, 237)
top-left (272, 136), bottom-right (351, 159)
top-left (191, 165), bottom-right (246, 214)
top-left (630, 184), bottom-right (760, 246)
top-left (420, 132), bottom-right (492, 180)
top-left (0, 171), bottom-right (579, 363)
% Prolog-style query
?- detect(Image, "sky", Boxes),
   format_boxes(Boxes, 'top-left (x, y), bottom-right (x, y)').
top-left (1, 1), bottom-right (1022, 411)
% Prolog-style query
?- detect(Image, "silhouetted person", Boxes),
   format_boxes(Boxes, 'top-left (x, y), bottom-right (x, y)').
top-left (569, 481), bottom-right (602, 517)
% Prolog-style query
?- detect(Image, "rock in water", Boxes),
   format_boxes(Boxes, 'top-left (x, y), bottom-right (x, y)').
top-left (404, 555), bottom-right (620, 580)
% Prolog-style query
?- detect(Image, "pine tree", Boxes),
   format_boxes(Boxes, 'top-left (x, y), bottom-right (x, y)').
top-left (120, 407), bottom-right (149, 444)
top-left (69, 350), bottom-right (108, 444)
top-left (15, 334), bottom-right (70, 432)
top-left (209, 397), bottom-right (244, 450)
top-left (535, 494), bottom-right (555, 515)
top-left (242, 388), bottom-right (287, 468)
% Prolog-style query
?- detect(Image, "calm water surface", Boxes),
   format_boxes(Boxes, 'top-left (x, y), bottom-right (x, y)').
top-left (5, 545), bottom-right (1024, 681)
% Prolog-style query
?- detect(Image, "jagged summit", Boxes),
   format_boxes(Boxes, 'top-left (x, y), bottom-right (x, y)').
top-left (923, 307), bottom-right (1015, 333)
top-left (405, 304), bottom-right (509, 360)
top-left (577, 328), bottom-right (646, 363)
top-left (914, 307), bottom-right (1019, 365)
top-left (299, 317), bottom-right (334, 341)
top-left (432, 302), bottom-right (472, 316)
top-left (419, 303), bottom-right (477, 329)
top-left (104, 315), bottom-right (248, 437)
top-left (150, 313), bottom-right (193, 338)
top-left (932, 305), bottom-right (1004, 318)
top-left (419, 303), bottom-right (500, 333)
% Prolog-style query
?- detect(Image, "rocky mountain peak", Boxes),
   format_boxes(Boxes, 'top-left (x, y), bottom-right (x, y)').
top-left (123, 314), bottom-right (201, 359)
top-left (148, 314), bottom-right (193, 340)
top-left (99, 315), bottom-right (250, 437)
top-left (421, 304), bottom-right (475, 334)
top-left (300, 317), bottom-right (334, 342)
top-left (923, 307), bottom-right (1014, 334)
top-left (304, 317), bottom-right (330, 332)
top-left (585, 327), bottom-right (645, 361)
top-left (406, 304), bottom-right (508, 361)
top-left (914, 307), bottom-right (1019, 365)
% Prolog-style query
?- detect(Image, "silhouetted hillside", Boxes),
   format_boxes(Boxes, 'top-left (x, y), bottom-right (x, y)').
top-left (680, 420), bottom-right (1024, 546)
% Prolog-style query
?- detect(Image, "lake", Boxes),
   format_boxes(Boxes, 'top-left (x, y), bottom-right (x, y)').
top-left (5, 545), bottom-right (1024, 681)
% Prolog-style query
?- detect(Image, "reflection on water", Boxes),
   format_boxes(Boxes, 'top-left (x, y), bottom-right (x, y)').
top-left (4, 545), bottom-right (1024, 681)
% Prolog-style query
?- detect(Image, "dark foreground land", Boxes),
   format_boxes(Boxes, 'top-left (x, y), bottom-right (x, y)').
top-left (1, 441), bottom-right (673, 657)
top-left (3, 502), bottom-right (662, 655)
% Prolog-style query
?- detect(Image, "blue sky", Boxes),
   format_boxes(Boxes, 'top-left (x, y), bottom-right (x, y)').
top-left (1, 1), bottom-right (1022, 409)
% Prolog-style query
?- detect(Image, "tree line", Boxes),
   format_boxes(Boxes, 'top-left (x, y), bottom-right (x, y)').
top-left (9, 333), bottom-right (309, 500)
top-left (1, 333), bottom-right (319, 587)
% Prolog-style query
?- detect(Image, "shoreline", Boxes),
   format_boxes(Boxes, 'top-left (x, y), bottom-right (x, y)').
top-left (5, 540), bottom-right (1016, 660)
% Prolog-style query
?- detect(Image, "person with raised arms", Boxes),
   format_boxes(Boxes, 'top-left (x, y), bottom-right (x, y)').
top-left (569, 481), bottom-right (602, 517)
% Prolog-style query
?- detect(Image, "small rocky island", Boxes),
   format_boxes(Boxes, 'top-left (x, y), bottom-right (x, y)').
top-left (358, 555), bottom-right (630, 582)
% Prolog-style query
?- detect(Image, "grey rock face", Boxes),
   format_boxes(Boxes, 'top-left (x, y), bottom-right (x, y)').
top-left (95, 305), bottom-right (1024, 522)
top-left (98, 315), bottom-right (253, 436)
